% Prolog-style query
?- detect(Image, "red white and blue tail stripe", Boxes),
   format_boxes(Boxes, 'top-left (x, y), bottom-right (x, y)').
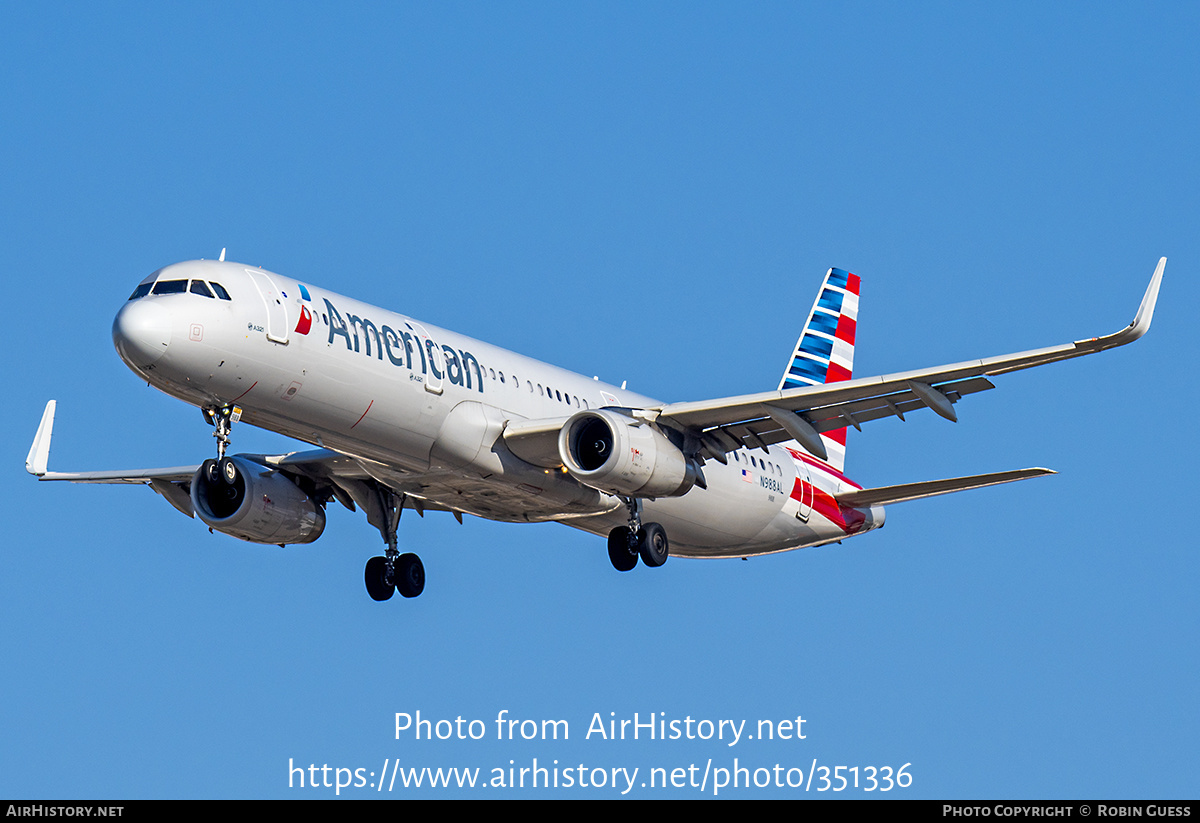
top-left (777, 267), bottom-right (860, 471)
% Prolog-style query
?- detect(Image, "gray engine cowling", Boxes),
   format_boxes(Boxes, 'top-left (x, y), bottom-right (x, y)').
top-left (557, 409), bottom-right (700, 498)
top-left (190, 456), bottom-right (326, 544)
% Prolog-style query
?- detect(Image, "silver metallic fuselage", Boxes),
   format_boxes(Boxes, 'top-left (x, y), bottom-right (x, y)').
top-left (112, 259), bottom-right (882, 557)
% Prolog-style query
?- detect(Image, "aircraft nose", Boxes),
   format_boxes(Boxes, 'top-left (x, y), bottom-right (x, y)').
top-left (112, 299), bottom-right (172, 367)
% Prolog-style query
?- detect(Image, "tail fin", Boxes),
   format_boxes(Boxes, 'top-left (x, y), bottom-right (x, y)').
top-left (777, 267), bottom-right (859, 471)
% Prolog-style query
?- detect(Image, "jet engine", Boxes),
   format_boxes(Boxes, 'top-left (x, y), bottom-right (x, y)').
top-left (191, 456), bottom-right (326, 544)
top-left (557, 409), bottom-right (701, 498)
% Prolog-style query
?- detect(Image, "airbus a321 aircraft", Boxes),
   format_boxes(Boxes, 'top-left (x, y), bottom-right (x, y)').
top-left (26, 256), bottom-right (1166, 601)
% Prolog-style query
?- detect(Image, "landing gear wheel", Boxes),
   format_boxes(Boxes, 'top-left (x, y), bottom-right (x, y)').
top-left (637, 522), bottom-right (669, 567)
top-left (364, 556), bottom-right (395, 601)
top-left (204, 459), bottom-right (221, 485)
top-left (395, 553), bottom-right (425, 598)
top-left (607, 526), bottom-right (638, 572)
top-left (220, 456), bottom-right (238, 484)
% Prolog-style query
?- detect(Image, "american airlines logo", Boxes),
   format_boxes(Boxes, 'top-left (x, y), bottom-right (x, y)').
top-left (322, 299), bottom-right (484, 393)
top-left (294, 305), bottom-right (313, 335)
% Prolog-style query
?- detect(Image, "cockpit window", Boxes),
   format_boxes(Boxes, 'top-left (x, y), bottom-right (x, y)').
top-left (152, 279), bottom-right (188, 295)
top-left (189, 280), bottom-right (215, 298)
top-left (128, 283), bottom-right (152, 300)
top-left (210, 282), bottom-right (232, 300)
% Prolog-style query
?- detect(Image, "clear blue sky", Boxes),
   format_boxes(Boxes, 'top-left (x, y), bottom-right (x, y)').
top-left (2, 3), bottom-right (1197, 798)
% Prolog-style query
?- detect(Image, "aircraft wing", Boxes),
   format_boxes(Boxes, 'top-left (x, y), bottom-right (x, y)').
top-left (250, 449), bottom-right (461, 519)
top-left (25, 400), bottom-right (457, 521)
top-left (658, 258), bottom-right (1165, 461)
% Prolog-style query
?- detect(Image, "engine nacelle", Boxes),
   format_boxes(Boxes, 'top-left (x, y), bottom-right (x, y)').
top-left (558, 409), bottom-right (699, 498)
top-left (191, 456), bottom-right (326, 544)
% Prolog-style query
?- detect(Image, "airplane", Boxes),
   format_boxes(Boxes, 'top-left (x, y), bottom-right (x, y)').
top-left (25, 255), bottom-right (1166, 601)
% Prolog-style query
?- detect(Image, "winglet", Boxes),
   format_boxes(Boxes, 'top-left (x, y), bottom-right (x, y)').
top-left (1127, 256), bottom-right (1166, 341)
top-left (26, 400), bottom-right (56, 476)
top-left (1084, 257), bottom-right (1165, 350)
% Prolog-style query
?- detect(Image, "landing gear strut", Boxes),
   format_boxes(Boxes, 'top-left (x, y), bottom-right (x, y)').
top-left (606, 497), bottom-right (669, 572)
top-left (202, 404), bottom-right (242, 460)
top-left (364, 488), bottom-right (425, 601)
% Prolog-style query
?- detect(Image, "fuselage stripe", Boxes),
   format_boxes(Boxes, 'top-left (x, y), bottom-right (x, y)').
top-left (231, 380), bottom-right (258, 403)
top-left (351, 399), bottom-right (374, 429)
top-left (785, 447), bottom-right (861, 489)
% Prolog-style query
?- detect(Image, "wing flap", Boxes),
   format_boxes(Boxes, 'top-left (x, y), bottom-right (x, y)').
top-left (700, 375), bottom-right (997, 454)
top-left (149, 478), bottom-right (195, 517)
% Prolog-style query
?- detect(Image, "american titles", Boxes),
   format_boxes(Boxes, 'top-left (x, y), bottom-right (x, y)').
top-left (323, 298), bottom-right (483, 393)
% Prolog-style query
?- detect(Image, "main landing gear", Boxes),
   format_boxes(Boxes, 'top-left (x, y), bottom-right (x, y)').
top-left (365, 552), bottom-right (424, 601)
top-left (607, 497), bottom-right (670, 572)
top-left (199, 403), bottom-right (425, 601)
top-left (363, 488), bottom-right (425, 601)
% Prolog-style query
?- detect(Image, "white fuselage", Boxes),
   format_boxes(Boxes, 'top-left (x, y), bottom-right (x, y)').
top-left (112, 260), bottom-right (883, 557)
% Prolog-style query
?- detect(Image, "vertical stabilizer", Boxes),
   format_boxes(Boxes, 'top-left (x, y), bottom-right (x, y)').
top-left (777, 268), bottom-right (859, 471)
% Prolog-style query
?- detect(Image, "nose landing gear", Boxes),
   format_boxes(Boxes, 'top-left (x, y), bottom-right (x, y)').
top-left (202, 404), bottom-right (242, 460)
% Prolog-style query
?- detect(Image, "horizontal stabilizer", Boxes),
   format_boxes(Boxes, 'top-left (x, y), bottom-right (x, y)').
top-left (835, 467), bottom-right (1056, 508)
